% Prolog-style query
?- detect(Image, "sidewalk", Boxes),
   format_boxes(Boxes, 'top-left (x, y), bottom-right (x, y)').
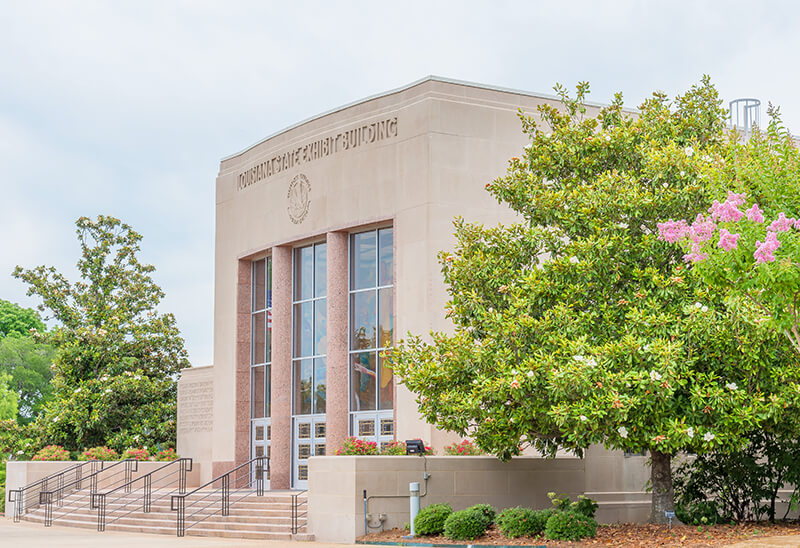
top-left (726, 537), bottom-right (800, 547)
top-left (0, 518), bottom-right (383, 548)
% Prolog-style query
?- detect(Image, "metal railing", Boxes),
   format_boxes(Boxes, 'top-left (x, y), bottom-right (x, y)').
top-left (170, 456), bottom-right (267, 537)
top-left (38, 459), bottom-right (137, 526)
top-left (291, 489), bottom-right (308, 534)
top-left (91, 458), bottom-right (192, 532)
top-left (7, 460), bottom-right (103, 523)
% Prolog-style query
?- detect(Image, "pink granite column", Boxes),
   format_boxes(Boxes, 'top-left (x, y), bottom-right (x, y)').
top-left (233, 260), bottom-right (251, 482)
top-left (270, 245), bottom-right (293, 489)
top-left (326, 231), bottom-right (349, 454)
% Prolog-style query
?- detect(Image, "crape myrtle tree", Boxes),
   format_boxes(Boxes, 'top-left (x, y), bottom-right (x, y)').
top-left (658, 109), bottom-right (800, 353)
top-left (13, 215), bottom-right (190, 452)
top-left (390, 78), bottom-right (800, 523)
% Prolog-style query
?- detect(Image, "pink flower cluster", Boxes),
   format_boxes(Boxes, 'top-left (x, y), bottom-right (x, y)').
top-left (708, 192), bottom-right (746, 222)
top-left (658, 190), bottom-right (798, 265)
top-left (717, 229), bottom-right (740, 252)
top-left (754, 232), bottom-right (781, 264)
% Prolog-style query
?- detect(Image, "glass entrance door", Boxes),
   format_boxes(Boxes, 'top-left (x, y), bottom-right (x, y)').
top-left (292, 415), bottom-right (325, 489)
top-left (292, 243), bottom-right (327, 488)
top-left (251, 418), bottom-right (270, 488)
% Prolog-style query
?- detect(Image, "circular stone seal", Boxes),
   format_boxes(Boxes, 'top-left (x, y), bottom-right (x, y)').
top-left (287, 174), bottom-right (311, 224)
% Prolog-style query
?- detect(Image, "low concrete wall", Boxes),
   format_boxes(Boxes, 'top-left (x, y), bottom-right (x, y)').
top-left (4, 460), bottom-right (205, 518)
top-left (307, 446), bottom-right (650, 543)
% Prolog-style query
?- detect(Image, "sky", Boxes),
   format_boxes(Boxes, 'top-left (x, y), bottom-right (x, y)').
top-left (2, 1), bottom-right (799, 366)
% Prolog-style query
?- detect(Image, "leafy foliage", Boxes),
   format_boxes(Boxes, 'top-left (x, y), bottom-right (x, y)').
top-left (33, 445), bottom-right (70, 461)
top-left (390, 78), bottom-right (800, 521)
top-left (674, 430), bottom-right (800, 523)
top-left (13, 216), bottom-right (189, 452)
top-left (414, 503), bottom-right (452, 536)
top-left (0, 373), bottom-right (17, 421)
top-left (443, 508), bottom-right (490, 540)
top-left (659, 112), bottom-right (800, 354)
top-left (444, 439), bottom-right (484, 455)
top-left (465, 503), bottom-right (496, 524)
top-left (0, 299), bottom-right (45, 338)
top-left (496, 506), bottom-right (545, 538)
top-left (548, 492), bottom-right (598, 518)
top-left (78, 446), bottom-right (119, 461)
top-left (154, 447), bottom-right (179, 461)
top-left (0, 334), bottom-right (54, 423)
top-left (121, 447), bottom-right (150, 461)
top-left (336, 436), bottom-right (379, 455)
top-left (544, 510), bottom-right (598, 541)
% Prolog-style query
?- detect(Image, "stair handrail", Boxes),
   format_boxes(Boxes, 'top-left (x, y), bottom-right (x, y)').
top-left (91, 458), bottom-right (192, 532)
top-left (38, 458), bottom-right (138, 526)
top-left (170, 456), bottom-right (267, 537)
top-left (7, 459), bottom-right (103, 522)
top-left (291, 489), bottom-right (308, 534)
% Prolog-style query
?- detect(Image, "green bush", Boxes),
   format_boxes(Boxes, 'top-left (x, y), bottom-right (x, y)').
top-left (121, 447), bottom-right (150, 461)
top-left (544, 510), bottom-right (597, 541)
top-left (414, 503), bottom-right (452, 535)
top-left (546, 492), bottom-right (598, 518)
top-left (465, 503), bottom-right (495, 524)
top-left (496, 506), bottom-right (545, 538)
top-left (443, 508), bottom-right (489, 540)
top-left (675, 499), bottom-right (722, 526)
top-left (32, 445), bottom-right (70, 461)
top-left (0, 460), bottom-right (6, 514)
top-left (78, 446), bottom-right (119, 461)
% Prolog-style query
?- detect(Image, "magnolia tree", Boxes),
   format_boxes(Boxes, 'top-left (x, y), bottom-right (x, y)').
top-left (659, 114), bottom-right (800, 354)
top-left (14, 216), bottom-right (190, 452)
top-left (390, 79), bottom-right (800, 523)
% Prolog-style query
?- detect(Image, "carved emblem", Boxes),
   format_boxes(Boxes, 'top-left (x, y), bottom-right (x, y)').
top-left (287, 174), bottom-right (311, 224)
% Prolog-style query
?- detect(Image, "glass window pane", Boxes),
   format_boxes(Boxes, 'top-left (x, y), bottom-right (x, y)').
top-left (378, 355), bottom-right (393, 410)
top-left (314, 357), bottom-right (327, 414)
top-left (351, 351), bottom-right (376, 411)
top-left (265, 321), bottom-right (272, 364)
top-left (252, 312), bottom-right (265, 364)
top-left (253, 259), bottom-right (266, 311)
top-left (351, 291), bottom-right (376, 350)
top-left (266, 257), bottom-right (272, 309)
top-left (252, 366), bottom-right (265, 419)
top-left (378, 288), bottom-right (393, 348)
top-left (293, 302), bottom-right (313, 358)
top-left (378, 228), bottom-right (393, 286)
top-left (315, 244), bottom-right (327, 298)
top-left (351, 232), bottom-right (376, 290)
top-left (293, 359), bottom-right (313, 415)
top-left (315, 300), bottom-right (327, 355)
top-left (294, 246), bottom-right (314, 301)
top-left (265, 365), bottom-right (271, 417)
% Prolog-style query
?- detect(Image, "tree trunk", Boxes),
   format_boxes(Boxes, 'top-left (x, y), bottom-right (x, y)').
top-left (649, 450), bottom-right (674, 524)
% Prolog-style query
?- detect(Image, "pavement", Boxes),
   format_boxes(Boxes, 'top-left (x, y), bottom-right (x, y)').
top-left (0, 518), bottom-right (385, 548)
top-left (3, 517), bottom-right (800, 547)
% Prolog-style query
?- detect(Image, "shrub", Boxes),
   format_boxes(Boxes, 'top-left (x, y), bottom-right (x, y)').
top-left (443, 508), bottom-right (489, 540)
top-left (121, 447), bottom-right (150, 461)
top-left (380, 441), bottom-right (406, 455)
top-left (496, 506), bottom-right (544, 538)
top-left (465, 503), bottom-right (496, 524)
top-left (414, 503), bottom-right (452, 535)
top-left (444, 439), bottom-right (484, 456)
top-left (675, 499), bottom-right (722, 526)
top-left (335, 436), bottom-right (379, 455)
top-left (32, 445), bottom-right (70, 461)
top-left (154, 447), bottom-right (179, 461)
top-left (78, 446), bottom-right (119, 461)
top-left (544, 510), bottom-right (597, 541)
top-left (547, 492), bottom-right (598, 518)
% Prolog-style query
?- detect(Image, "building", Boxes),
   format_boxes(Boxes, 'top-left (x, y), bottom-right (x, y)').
top-left (177, 77), bottom-right (649, 532)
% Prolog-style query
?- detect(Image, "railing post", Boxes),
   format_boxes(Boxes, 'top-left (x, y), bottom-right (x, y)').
top-left (11, 490), bottom-right (21, 523)
top-left (56, 473), bottom-right (65, 507)
top-left (91, 468), bottom-right (98, 494)
top-left (94, 493), bottom-right (106, 532)
top-left (179, 459), bottom-right (188, 494)
top-left (42, 492), bottom-right (53, 527)
top-left (174, 495), bottom-right (185, 537)
top-left (144, 473), bottom-right (152, 513)
top-left (124, 460), bottom-right (133, 493)
top-left (76, 465), bottom-right (83, 490)
top-left (255, 457), bottom-right (264, 496)
top-left (291, 493), bottom-right (297, 534)
top-left (221, 474), bottom-right (230, 517)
